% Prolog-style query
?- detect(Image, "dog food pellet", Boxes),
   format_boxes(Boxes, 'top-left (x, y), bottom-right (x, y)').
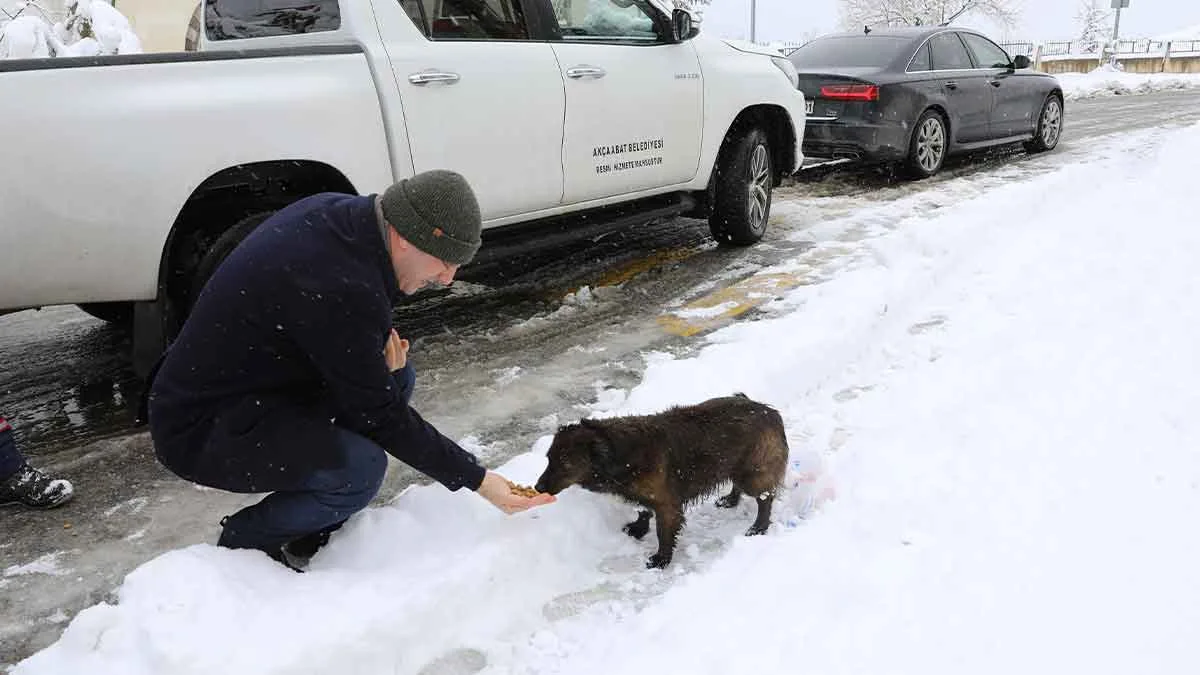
top-left (507, 481), bottom-right (541, 498)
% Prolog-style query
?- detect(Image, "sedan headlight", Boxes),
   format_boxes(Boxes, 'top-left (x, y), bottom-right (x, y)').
top-left (771, 56), bottom-right (799, 89)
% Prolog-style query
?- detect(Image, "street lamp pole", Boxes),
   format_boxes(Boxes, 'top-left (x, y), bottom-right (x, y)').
top-left (1109, 0), bottom-right (1130, 66)
top-left (750, 0), bottom-right (757, 43)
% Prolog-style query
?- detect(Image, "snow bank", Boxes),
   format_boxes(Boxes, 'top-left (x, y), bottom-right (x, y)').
top-left (13, 123), bottom-right (1200, 674)
top-left (518, 121), bottom-right (1200, 675)
top-left (1058, 65), bottom-right (1200, 100)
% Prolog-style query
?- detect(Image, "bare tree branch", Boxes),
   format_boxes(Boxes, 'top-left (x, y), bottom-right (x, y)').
top-left (839, 0), bottom-right (1021, 32)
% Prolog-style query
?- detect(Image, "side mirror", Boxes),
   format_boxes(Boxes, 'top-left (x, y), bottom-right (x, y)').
top-left (671, 9), bottom-right (697, 42)
top-left (1012, 54), bottom-right (1031, 70)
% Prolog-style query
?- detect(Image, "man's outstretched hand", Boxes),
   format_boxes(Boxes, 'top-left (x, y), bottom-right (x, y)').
top-left (476, 471), bottom-right (556, 514)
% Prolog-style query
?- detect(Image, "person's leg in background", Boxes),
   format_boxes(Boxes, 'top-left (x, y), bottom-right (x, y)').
top-left (0, 416), bottom-right (75, 509)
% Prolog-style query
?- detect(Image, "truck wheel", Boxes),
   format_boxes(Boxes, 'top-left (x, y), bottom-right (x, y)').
top-left (187, 210), bottom-right (277, 307)
top-left (77, 301), bottom-right (134, 326)
top-left (709, 127), bottom-right (774, 246)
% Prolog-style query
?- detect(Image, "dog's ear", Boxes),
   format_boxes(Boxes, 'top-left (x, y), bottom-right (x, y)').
top-left (580, 420), bottom-right (627, 482)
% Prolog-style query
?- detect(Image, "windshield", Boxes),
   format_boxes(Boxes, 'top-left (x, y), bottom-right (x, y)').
top-left (788, 35), bottom-right (912, 69)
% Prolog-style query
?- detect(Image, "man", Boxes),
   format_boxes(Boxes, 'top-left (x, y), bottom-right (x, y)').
top-left (0, 415), bottom-right (74, 509)
top-left (147, 170), bottom-right (553, 571)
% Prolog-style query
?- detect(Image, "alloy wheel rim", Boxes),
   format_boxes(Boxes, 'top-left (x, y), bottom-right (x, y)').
top-left (1042, 100), bottom-right (1062, 146)
top-left (748, 144), bottom-right (771, 232)
top-left (917, 117), bottom-right (945, 172)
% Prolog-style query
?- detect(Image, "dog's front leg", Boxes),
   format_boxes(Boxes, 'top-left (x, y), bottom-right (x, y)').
top-left (646, 504), bottom-right (684, 569)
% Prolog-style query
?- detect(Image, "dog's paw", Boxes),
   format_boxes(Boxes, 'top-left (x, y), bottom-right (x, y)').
top-left (646, 552), bottom-right (672, 569)
top-left (715, 494), bottom-right (740, 509)
top-left (745, 523), bottom-right (769, 537)
top-left (622, 520), bottom-right (650, 540)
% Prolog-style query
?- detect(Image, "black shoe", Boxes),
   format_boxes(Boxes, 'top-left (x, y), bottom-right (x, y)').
top-left (283, 519), bottom-right (346, 561)
top-left (267, 547), bottom-right (307, 573)
top-left (0, 464), bottom-right (74, 509)
top-left (217, 515), bottom-right (306, 573)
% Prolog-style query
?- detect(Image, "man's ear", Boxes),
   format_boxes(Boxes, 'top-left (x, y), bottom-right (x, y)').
top-left (389, 229), bottom-right (411, 252)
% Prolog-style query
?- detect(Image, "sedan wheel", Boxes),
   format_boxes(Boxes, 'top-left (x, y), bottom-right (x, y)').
top-left (906, 110), bottom-right (948, 179)
top-left (1025, 94), bottom-right (1064, 153)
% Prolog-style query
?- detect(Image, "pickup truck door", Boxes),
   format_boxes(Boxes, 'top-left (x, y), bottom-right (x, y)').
top-left (545, 0), bottom-right (703, 205)
top-left (374, 0), bottom-right (566, 221)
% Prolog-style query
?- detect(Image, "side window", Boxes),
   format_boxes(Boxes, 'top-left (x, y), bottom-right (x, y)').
top-left (960, 33), bottom-right (1012, 69)
top-left (402, 0), bottom-right (531, 40)
top-left (552, 0), bottom-right (665, 44)
top-left (907, 43), bottom-right (931, 72)
top-left (929, 32), bottom-right (973, 71)
top-left (205, 0), bottom-right (340, 40)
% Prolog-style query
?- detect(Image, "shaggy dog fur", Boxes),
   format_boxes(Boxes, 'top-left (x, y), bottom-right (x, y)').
top-left (534, 393), bottom-right (789, 568)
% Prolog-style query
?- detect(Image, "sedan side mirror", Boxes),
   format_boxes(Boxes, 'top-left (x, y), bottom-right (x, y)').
top-left (1012, 54), bottom-right (1032, 70)
top-left (671, 9), bottom-right (697, 42)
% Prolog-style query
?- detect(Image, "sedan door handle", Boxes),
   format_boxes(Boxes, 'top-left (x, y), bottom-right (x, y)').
top-left (408, 70), bottom-right (460, 85)
top-left (989, 79), bottom-right (1002, 87)
top-left (944, 80), bottom-right (958, 90)
top-left (565, 65), bottom-right (606, 79)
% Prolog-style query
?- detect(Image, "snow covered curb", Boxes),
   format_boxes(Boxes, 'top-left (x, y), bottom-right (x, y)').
top-left (1058, 68), bottom-right (1200, 100)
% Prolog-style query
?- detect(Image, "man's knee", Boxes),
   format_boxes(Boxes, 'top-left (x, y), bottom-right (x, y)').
top-left (319, 429), bottom-right (387, 511)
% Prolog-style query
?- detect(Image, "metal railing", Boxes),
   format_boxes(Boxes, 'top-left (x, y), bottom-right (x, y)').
top-left (998, 41), bottom-right (1035, 57)
top-left (759, 34), bottom-right (1200, 60)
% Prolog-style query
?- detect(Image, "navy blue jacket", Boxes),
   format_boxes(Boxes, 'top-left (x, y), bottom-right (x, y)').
top-left (147, 193), bottom-right (486, 493)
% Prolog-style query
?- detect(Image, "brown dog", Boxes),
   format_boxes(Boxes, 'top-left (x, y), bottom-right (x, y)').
top-left (534, 393), bottom-right (789, 568)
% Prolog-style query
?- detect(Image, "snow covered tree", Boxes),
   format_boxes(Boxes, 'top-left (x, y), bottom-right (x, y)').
top-left (838, 0), bottom-right (1020, 31)
top-left (0, 0), bottom-right (140, 59)
top-left (1075, 0), bottom-right (1111, 53)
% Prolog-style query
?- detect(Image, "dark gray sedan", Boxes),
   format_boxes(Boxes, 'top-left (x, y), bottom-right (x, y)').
top-left (788, 26), bottom-right (1064, 178)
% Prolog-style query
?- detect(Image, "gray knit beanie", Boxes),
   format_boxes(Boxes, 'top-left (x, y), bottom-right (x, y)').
top-left (379, 170), bottom-right (482, 265)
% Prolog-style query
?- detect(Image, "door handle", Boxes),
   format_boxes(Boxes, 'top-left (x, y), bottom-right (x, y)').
top-left (408, 71), bottom-right (460, 85)
top-left (565, 65), bottom-right (606, 79)
top-left (944, 81), bottom-right (958, 90)
top-left (989, 79), bottom-right (1002, 87)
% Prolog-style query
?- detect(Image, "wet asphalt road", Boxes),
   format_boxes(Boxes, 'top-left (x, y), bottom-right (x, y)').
top-left (3, 87), bottom-right (1200, 667)
top-left (4, 88), bottom-right (1200, 462)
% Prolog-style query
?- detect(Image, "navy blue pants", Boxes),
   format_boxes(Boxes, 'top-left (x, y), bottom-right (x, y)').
top-left (0, 417), bottom-right (23, 482)
top-left (208, 365), bottom-right (416, 554)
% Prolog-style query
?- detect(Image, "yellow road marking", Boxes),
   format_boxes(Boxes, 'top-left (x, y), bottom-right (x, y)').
top-left (554, 246), bottom-right (708, 301)
top-left (588, 247), bottom-right (706, 289)
top-left (657, 272), bottom-right (811, 337)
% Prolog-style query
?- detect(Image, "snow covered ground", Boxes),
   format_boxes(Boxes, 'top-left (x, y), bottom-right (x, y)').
top-left (1059, 65), bottom-right (1200, 100)
top-left (11, 120), bottom-right (1200, 674)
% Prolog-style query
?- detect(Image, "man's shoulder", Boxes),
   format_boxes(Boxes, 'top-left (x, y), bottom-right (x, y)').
top-left (271, 192), bottom-right (374, 226)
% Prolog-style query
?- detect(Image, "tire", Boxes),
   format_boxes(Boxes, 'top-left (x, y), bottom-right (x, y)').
top-left (1024, 94), bottom-right (1063, 153)
top-left (709, 127), bottom-right (774, 246)
top-left (905, 109), bottom-right (948, 179)
top-left (77, 301), bottom-right (134, 326)
top-left (187, 210), bottom-right (277, 308)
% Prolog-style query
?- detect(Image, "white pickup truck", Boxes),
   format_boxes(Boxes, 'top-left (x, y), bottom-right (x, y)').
top-left (0, 0), bottom-right (806, 374)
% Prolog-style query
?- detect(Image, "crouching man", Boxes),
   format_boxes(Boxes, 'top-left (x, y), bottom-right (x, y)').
top-left (146, 170), bottom-right (553, 571)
